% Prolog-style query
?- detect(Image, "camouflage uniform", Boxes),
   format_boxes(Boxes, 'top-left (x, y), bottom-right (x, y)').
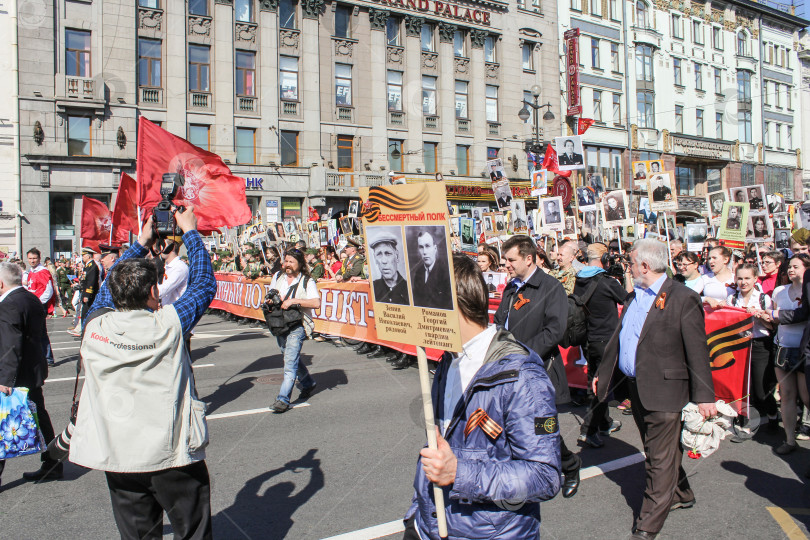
top-left (550, 266), bottom-right (577, 296)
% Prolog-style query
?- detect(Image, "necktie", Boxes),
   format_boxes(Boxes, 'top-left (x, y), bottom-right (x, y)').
top-left (424, 267), bottom-right (429, 283)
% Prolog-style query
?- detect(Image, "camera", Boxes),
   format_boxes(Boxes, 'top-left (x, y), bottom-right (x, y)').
top-left (153, 173), bottom-right (186, 237)
top-left (605, 254), bottom-right (628, 280)
top-left (263, 289), bottom-right (283, 312)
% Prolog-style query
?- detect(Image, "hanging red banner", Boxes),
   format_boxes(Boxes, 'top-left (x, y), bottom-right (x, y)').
top-left (564, 28), bottom-right (582, 116)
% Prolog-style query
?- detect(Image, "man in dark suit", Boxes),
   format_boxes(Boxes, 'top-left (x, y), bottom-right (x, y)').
top-left (558, 139), bottom-right (584, 166)
top-left (0, 262), bottom-right (60, 486)
top-left (651, 176), bottom-right (672, 202)
top-left (410, 230), bottom-right (453, 310)
top-left (494, 236), bottom-right (581, 498)
top-left (594, 239), bottom-right (716, 539)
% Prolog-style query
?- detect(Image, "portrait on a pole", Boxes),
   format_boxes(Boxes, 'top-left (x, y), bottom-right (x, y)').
top-left (554, 136), bottom-right (585, 171)
top-left (367, 225), bottom-right (410, 306)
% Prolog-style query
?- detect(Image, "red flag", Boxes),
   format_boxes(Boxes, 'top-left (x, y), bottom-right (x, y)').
top-left (136, 117), bottom-right (251, 230)
top-left (308, 207), bottom-right (320, 222)
top-left (80, 196), bottom-right (115, 242)
top-left (578, 118), bottom-right (595, 135)
top-left (541, 144), bottom-right (572, 178)
top-left (112, 172), bottom-right (139, 237)
top-left (706, 306), bottom-right (753, 414)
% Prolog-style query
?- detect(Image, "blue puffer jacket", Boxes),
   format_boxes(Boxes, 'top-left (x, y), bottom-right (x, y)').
top-left (405, 329), bottom-right (561, 540)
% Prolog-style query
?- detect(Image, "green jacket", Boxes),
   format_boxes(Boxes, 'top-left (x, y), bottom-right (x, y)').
top-left (56, 267), bottom-right (71, 290)
top-left (310, 260), bottom-right (325, 280)
top-left (338, 254), bottom-right (365, 280)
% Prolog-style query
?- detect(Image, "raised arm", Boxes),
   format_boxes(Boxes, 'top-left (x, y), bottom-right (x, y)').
top-left (171, 208), bottom-right (217, 335)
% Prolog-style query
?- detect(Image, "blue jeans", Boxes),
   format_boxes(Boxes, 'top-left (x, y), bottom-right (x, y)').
top-left (276, 325), bottom-right (315, 404)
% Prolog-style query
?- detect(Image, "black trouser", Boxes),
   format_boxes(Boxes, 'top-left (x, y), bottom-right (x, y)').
top-left (105, 461), bottom-right (213, 540)
top-left (403, 518), bottom-right (420, 540)
top-left (0, 386), bottom-right (58, 479)
top-left (560, 436), bottom-right (581, 476)
top-left (580, 340), bottom-right (613, 435)
top-left (80, 295), bottom-right (95, 322)
top-left (750, 336), bottom-right (777, 418)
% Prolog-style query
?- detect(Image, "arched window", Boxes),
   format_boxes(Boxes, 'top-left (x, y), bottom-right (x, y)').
top-left (737, 31), bottom-right (747, 56)
top-left (636, 1), bottom-right (649, 28)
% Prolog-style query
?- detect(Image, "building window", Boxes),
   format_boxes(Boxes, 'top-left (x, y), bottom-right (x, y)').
top-left (335, 63), bottom-right (352, 106)
top-left (714, 67), bottom-right (722, 94)
top-left (334, 4), bottom-right (351, 38)
top-left (674, 104), bottom-right (683, 132)
top-left (636, 45), bottom-right (653, 81)
top-left (787, 86), bottom-right (792, 109)
top-left (280, 130), bottom-right (298, 166)
top-left (673, 58), bottom-right (682, 86)
top-left (388, 140), bottom-right (403, 171)
top-left (337, 135), bottom-right (353, 171)
top-left (522, 90), bottom-right (534, 124)
top-left (590, 0), bottom-right (600, 16)
top-left (421, 23), bottom-right (434, 52)
top-left (484, 36), bottom-right (496, 62)
top-left (188, 124), bottom-right (209, 151)
top-left (386, 17), bottom-right (400, 46)
top-left (593, 90), bottom-right (602, 122)
top-left (612, 93), bottom-right (621, 124)
top-left (486, 85), bottom-right (498, 123)
top-left (775, 83), bottom-right (782, 108)
top-left (788, 125), bottom-right (793, 149)
top-left (454, 30), bottom-right (465, 57)
top-left (280, 56), bottom-right (298, 101)
top-left (637, 91), bottom-right (654, 128)
top-left (65, 29), bottom-right (91, 77)
top-left (767, 166), bottom-right (792, 199)
top-left (696, 109), bottom-right (704, 137)
top-left (672, 14), bottom-right (682, 39)
top-left (188, 45), bottom-right (210, 92)
top-left (137, 38), bottom-right (161, 88)
top-left (694, 63), bottom-right (702, 90)
top-left (764, 80), bottom-right (771, 105)
top-left (522, 43), bottom-right (534, 70)
top-left (591, 38), bottom-right (600, 68)
top-left (739, 110), bottom-right (752, 143)
top-left (764, 121), bottom-right (770, 147)
top-left (139, 0), bottom-right (159, 7)
top-left (610, 42), bottom-right (620, 72)
top-left (741, 163), bottom-right (755, 186)
top-left (455, 145), bottom-right (469, 176)
top-left (279, 0), bottom-right (296, 29)
top-left (235, 51), bottom-right (256, 97)
top-left (737, 31), bottom-right (747, 56)
top-left (455, 80), bottom-right (468, 118)
top-left (67, 115), bottom-right (91, 156)
top-left (776, 123), bottom-right (782, 149)
top-left (387, 70), bottom-right (403, 111)
top-left (636, 1), bottom-right (649, 28)
top-left (586, 146), bottom-right (623, 189)
top-left (737, 71), bottom-right (751, 101)
top-left (609, 0), bottom-right (618, 19)
top-left (423, 142), bottom-right (438, 173)
top-left (189, 0), bottom-right (208, 16)
top-left (422, 75), bottom-right (437, 115)
top-left (235, 127), bottom-right (255, 164)
top-left (693, 20), bottom-right (703, 45)
top-left (50, 194), bottom-right (74, 227)
top-left (712, 26), bottom-right (723, 50)
top-left (235, 0), bottom-right (253, 22)
top-left (716, 112), bottom-right (723, 139)
top-left (570, 0), bottom-right (579, 10)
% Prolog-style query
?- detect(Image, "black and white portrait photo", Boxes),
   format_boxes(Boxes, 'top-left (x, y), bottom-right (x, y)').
top-left (492, 178), bottom-right (513, 211)
top-left (319, 226), bottom-right (328, 246)
top-left (487, 158), bottom-right (506, 181)
top-left (577, 186), bottom-right (597, 208)
top-left (484, 215), bottom-right (494, 232)
top-left (685, 223), bottom-right (708, 252)
top-left (348, 200), bottom-right (359, 217)
top-left (707, 190), bottom-right (727, 219)
top-left (563, 216), bottom-right (577, 237)
top-left (494, 213), bottom-right (506, 233)
top-left (541, 197), bottom-right (564, 229)
top-left (725, 205), bottom-right (743, 231)
top-left (510, 199), bottom-right (528, 232)
top-left (461, 217), bottom-right (476, 247)
top-left (554, 136), bottom-right (585, 171)
top-left (730, 187), bottom-right (748, 204)
top-left (649, 173), bottom-right (677, 211)
top-left (798, 201), bottom-right (810, 229)
top-left (367, 226), bottom-right (410, 306)
top-left (588, 173), bottom-right (605, 197)
top-left (405, 225), bottom-right (454, 310)
top-left (634, 161), bottom-right (648, 180)
top-left (775, 229), bottom-right (791, 249)
top-left (747, 213), bottom-right (771, 240)
top-left (746, 185), bottom-right (766, 211)
top-left (601, 190), bottom-right (629, 224)
top-left (582, 209), bottom-right (598, 232)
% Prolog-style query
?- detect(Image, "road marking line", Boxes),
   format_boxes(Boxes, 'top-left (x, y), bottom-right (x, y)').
top-left (52, 346), bottom-right (80, 351)
top-left (207, 403), bottom-right (310, 420)
top-left (320, 452), bottom-right (647, 540)
top-left (46, 364), bottom-right (215, 383)
top-left (767, 507), bottom-right (809, 540)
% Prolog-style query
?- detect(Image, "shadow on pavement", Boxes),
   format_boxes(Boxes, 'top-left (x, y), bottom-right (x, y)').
top-left (213, 448), bottom-right (324, 539)
top-left (296, 368), bottom-right (349, 402)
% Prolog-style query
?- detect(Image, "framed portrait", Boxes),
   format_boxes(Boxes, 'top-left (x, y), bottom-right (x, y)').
top-left (492, 178), bottom-right (513, 211)
top-left (744, 185), bottom-right (766, 211)
top-left (460, 217), bottom-right (476, 249)
top-left (562, 216), bottom-right (577, 238)
top-left (482, 271), bottom-right (508, 297)
top-left (706, 190), bottom-right (727, 220)
top-left (367, 225), bottom-right (411, 306)
top-left (554, 136), bottom-right (585, 171)
top-left (541, 196), bottom-right (564, 230)
top-left (729, 187), bottom-right (749, 205)
top-left (601, 190), bottom-right (630, 226)
top-left (404, 225), bottom-right (454, 310)
top-left (648, 173), bottom-right (678, 211)
top-left (531, 169), bottom-right (549, 196)
top-left (775, 228), bottom-right (791, 249)
top-left (746, 212), bottom-right (772, 242)
top-left (510, 199), bottom-right (528, 233)
top-left (486, 158), bottom-right (507, 182)
top-left (348, 200), bottom-right (359, 217)
top-left (582, 208), bottom-right (599, 235)
top-left (576, 186), bottom-right (597, 209)
top-left (685, 222), bottom-right (709, 252)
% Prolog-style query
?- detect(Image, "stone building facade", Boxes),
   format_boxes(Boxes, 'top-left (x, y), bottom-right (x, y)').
top-left (13, 0), bottom-right (559, 258)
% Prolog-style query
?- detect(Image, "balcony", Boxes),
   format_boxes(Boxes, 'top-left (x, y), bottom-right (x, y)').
top-left (631, 25), bottom-right (662, 48)
top-left (336, 106), bottom-right (353, 122)
top-left (457, 118), bottom-right (470, 132)
top-left (388, 111), bottom-right (405, 127)
top-left (424, 115), bottom-right (439, 130)
top-left (488, 122), bottom-right (500, 136)
top-left (326, 171), bottom-right (386, 190)
top-left (138, 86), bottom-right (163, 106)
top-left (281, 101), bottom-right (299, 117)
top-left (188, 91), bottom-right (212, 110)
top-left (735, 55), bottom-right (757, 72)
top-left (66, 76), bottom-right (96, 100)
top-left (237, 95), bottom-right (257, 113)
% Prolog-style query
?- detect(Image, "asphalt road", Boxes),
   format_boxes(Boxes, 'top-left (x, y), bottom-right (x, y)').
top-left (1, 314), bottom-right (808, 539)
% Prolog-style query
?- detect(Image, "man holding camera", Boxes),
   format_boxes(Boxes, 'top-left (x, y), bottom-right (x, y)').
top-left (268, 249), bottom-right (319, 413)
top-left (70, 208), bottom-right (217, 539)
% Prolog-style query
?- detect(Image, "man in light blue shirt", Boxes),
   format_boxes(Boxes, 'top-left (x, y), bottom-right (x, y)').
top-left (618, 274), bottom-right (667, 377)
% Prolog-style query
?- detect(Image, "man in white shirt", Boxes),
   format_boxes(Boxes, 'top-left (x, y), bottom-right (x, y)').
top-left (24, 248), bottom-right (55, 365)
top-left (159, 240), bottom-right (191, 351)
top-left (268, 249), bottom-right (320, 413)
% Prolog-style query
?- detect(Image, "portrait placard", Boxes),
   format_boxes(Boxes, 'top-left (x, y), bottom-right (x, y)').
top-left (540, 196), bottom-right (564, 230)
top-left (717, 202), bottom-right (749, 248)
top-left (685, 222), bottom-right (709, 252)
top-left (601, 189), bottom-right (632, 226)
top-left (706, 190), bottom-right (727, 220)
top-left (648, 173), bottom-right (678, 212)
top-left (554, 136), bottom-right (585, 171)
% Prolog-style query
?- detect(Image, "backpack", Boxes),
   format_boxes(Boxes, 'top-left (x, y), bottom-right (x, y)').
top-left (559, 274), bottom-right (603, 349)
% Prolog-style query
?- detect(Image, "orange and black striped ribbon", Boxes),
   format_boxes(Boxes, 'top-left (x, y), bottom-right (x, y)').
top-left (464, 408), bottom-right (503, 440)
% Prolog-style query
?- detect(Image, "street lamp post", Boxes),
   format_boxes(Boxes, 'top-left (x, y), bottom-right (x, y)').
top-left (518, 84), bottom-right (555, 155)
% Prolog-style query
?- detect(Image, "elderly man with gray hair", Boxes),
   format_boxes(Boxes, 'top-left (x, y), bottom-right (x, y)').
top-left (594, 239), bottom-right (716, 539)
top-left (0, 261), bottom-right (60, 486)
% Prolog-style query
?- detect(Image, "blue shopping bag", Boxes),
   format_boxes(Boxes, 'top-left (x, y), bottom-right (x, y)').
top-left (0, 387), bottom-right (45, 459)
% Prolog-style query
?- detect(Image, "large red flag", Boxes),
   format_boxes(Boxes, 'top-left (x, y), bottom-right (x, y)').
top-left (112, 172), bottom-right (139, 236)
top-left (136, 117), bottom-right (251, 230)
top-left (81, 196), bottom-right (112, 241)
top-left (541, 144), bottom-right (572, 178)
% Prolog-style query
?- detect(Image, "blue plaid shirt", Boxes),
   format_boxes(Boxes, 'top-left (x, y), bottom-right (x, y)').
top-left (85, 231), bottom-right (217, 336)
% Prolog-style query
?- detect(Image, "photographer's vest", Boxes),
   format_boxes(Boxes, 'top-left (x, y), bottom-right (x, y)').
top-left (70, 306), bottom-right (208, 473)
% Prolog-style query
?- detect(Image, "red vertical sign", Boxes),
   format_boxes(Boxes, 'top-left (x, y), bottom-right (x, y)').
top-left (565, 28), bottom-right (582, 116)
